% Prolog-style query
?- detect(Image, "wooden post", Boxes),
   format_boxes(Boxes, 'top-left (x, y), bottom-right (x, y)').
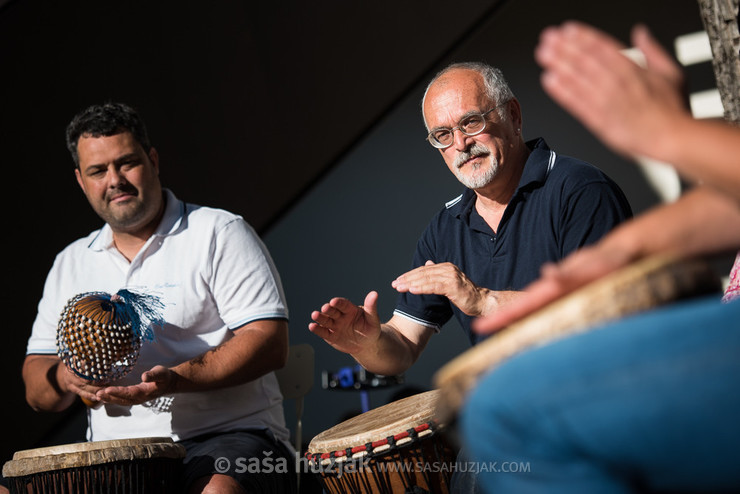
top-left (697, 0), bottom-right (740, 123)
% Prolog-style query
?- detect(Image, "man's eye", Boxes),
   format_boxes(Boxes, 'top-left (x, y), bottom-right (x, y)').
top-left (462, 116), bottom-right (483, 130)
top-left (121, 160), bottom-right (140, 170)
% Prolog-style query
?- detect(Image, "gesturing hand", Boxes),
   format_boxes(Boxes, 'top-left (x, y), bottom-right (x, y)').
top-left (392, 260), bottom-right (486, 316)
top-left (535, 22), bottom-right (687, 162)
top-left (309, 291), bottom-right (383, 355)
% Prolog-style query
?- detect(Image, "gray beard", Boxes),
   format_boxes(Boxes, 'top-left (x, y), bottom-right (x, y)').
top-left (452, 143), bottom-right (499, 189)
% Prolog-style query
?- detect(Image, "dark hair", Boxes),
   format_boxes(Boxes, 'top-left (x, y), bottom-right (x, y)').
top-left (65, 102), bottom-right (152, 167)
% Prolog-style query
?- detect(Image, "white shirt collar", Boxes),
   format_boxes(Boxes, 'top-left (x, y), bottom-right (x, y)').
top-left (87, 188), bottom-right (184, 252)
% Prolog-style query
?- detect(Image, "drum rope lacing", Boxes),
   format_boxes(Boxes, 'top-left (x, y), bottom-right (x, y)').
top-left (306, 420), bottom-right (440, 463)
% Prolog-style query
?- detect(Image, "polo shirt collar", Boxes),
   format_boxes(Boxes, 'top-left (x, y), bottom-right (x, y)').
top-left (87, 188), bottom-right (185, 251)
top-left (447, 137), bottom-right (554, 222)
top-left (518, 137), bottom-right (554, 189)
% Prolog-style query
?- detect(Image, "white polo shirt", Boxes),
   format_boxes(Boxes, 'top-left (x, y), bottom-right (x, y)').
top-left (28, 189), bottom-right (290, 443)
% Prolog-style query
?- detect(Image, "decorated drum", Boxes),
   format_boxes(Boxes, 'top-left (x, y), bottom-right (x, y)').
top-left (434, 254), bottom-right (722, 423)
top-left (306, 390), bottom-right (456, 494)
top-left (2, 437), bottom-right (185, 494)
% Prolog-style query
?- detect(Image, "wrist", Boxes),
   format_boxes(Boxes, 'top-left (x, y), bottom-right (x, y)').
top-left (476, 288), bottom-right (497, 317)
top-left (641, 110), bottom-right (693, 167)
top-left (53, 362), bottom-right (71, 395)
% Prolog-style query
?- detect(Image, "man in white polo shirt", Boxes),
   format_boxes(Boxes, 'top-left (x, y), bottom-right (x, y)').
top-left (22, 102), bottom-right (295, 493)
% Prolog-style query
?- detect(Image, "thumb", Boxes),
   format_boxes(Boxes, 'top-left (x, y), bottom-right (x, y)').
top-left (363, 291), bottom-right (380, 317)
top-left (424, 260), bottom-right (435, 266)
top-left (141, 365), bottom-right (168, 383)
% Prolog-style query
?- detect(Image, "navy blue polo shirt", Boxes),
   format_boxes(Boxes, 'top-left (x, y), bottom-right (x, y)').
top-left (394, 138), bottom-right (632, 345)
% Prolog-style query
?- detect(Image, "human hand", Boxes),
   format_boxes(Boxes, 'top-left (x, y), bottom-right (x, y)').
top-left (59, 364), bottom-right (106, 407)
top-left (535, 21), bottom-right (688, 161)
top-left (473, 243), bottom-right (633, 335)
top-left (308, 291), bottom-right (382, 355)
top-left (392, 260), bottom-right (487, 316)
top-left (95, 365), bottom-right (176, 406)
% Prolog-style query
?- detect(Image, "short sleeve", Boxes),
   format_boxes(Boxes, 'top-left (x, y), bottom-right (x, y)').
top-left (209, 218), bottom-right (288, 329)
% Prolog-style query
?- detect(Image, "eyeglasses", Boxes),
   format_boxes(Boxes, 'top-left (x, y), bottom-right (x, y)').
top-left (426, 102), bottom-right (508, 149)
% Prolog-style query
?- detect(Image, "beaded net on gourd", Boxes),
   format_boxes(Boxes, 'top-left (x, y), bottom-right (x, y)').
top-left (56, 289), bottom-right (164, 385)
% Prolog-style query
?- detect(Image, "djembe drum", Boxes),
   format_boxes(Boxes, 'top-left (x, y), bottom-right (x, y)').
top-left (306, 390), bottom-right (456, 494)
top-left (56, 289), bottom-right (163, 391)
top-left (433, 254), bottom-right (722, 423)
top-left (2, 437), bottom-right (185, 494)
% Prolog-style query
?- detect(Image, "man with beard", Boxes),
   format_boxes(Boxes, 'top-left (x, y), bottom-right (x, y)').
top-left (309, 61), bottom-right (631, 372)
top-left (309, 62), bottom-right (630, 492)
top-left (22, 102), bottom-right (296, 494)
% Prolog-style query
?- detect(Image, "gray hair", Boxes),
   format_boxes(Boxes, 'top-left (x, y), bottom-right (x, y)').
top-left (422, 62), bottom-right (515, 130)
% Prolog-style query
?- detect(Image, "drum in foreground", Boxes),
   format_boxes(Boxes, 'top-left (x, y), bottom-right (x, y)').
top-left (433, 254), bottom-right (722, 424)
top-left (2, 437), bottom-right (185, 494)
top-left (306, 390), bottom-right (456, 494)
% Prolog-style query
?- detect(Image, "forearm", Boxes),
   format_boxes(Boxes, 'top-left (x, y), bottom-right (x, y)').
top-left (351, 319), bottom-right (430, 376)
top-left (647, 117), bottom-right (740, 201)
top-left (477, 289), bottom-right (525, 318)
top-left (170, 320), bottom-right (289, 393)
top-left (598, 186), bottom-right (740, 261)
top-left (22, 355), bottom-right (77, 412)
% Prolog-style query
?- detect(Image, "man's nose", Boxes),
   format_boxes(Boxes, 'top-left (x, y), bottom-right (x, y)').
top-left (107, 166), bottom-right (127, 187)
top-left (452, 128), bottom-right (473, 152)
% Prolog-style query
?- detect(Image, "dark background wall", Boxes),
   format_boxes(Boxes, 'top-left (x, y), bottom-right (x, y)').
top-left (1, 0), bottom-right (715, 467)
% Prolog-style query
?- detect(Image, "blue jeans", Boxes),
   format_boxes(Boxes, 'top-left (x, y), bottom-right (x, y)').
top-left (461, 296), bottom-right (740, 494)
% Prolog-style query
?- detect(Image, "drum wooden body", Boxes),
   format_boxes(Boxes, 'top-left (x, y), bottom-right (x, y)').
top-left (306, 390), bottom-right (456, 494)
top-left (2, 437), bottom-right (185, 494)
top-left (434, 255), bottom-right (722, 423)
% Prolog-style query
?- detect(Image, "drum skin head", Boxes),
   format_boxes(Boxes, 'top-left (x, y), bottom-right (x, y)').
top-left (2, 437), bottom-right (186, 477)
top-left (308, 390), bottom-right (441, 454)
top-left (307, 390), bottom-right (455, 494)
top-left (433, 254), bottom-right (722, 423)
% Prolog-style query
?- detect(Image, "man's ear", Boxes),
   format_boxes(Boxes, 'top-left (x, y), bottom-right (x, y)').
top-left (508, 98), bottom-right (523, 130)
top-left (75, 167), bottom-right (86, 193)
top-left (148, 147), bottom-right (160, 174)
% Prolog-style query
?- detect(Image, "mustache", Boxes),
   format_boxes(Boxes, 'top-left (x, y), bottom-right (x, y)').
top-left (453, 143), bottom-right (490, 168)
top-left (105, 186), bottom-right (138, 201)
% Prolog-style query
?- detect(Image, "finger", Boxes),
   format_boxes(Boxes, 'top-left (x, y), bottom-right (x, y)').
top-left (141, 367), bottom-right (166, 383)
top-left (393, 263), bottom-right (448, 287)
top-left (318, 303), bottom-right (342, 319)
top-left (396, 260), bottom-right (445, 279)
top-left (538, 22), bottom-right (630, 98)
top-left (310, 310), bottom-right (337, 328)
top-left (363, 291), bottom-right (380, 317)
top-left (392, 265), bottom-right (424, 287)
top-left (406, 280), bottom-right (444, 295)
top-left (98, 382), bottom-right (152, 404)
top-left (393, 274), bottom-right (440, 294)
top-left (76, 388), bottom-right (102, 405)
top-left (98, 385), bottom-right (127, 396)
top-left (308, 322), bottom-right (333, 340)
top-left (328, 297), bottom-right (360, 314)
top-left (631, 24), bottom-right (682, 85)
top-left (96, 390), bottom-right (134, 406)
